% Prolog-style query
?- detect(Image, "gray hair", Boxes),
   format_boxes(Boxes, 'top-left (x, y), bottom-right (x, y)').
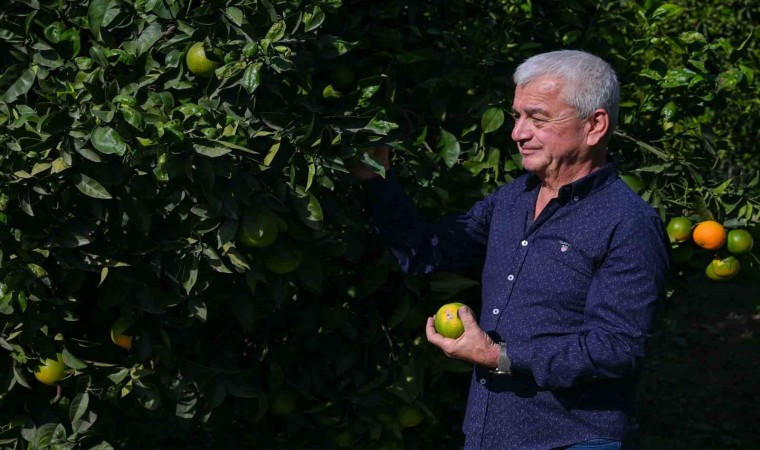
top-left (513, 50), bottom-right (620, 138)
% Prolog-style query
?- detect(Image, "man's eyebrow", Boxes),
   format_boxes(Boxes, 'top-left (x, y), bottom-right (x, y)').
top-left (510, 107), bottom-right (548, 116)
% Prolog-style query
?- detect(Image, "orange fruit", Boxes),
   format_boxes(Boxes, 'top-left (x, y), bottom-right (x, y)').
top-left (34, 353), bottom-right (66, 385)
top-left (264, 243), bottom-right (303, 274)
top-left (397, 404), bottom-right (425, 428)
top-left (726, 229), bottom-right (754, 255)
top-left (186, 42), bottom-right (219, 77)
top-left (238, 210), bottom-right (280, 248)
top-left (110, 318), bottom-right (133, 350)
top-left (692, 220), bottom-right (726, 250)
top-left (270, 391), bottom-right (297, 416)
top-left (666, 217), bottom-right (693, 242)
top-left (710, 256), bottom-right (740, 279)
top-left (434, 302), bottom-right (465, 339)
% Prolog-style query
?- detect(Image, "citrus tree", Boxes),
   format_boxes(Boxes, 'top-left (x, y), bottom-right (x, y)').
top-left (0, 0), bottom-right (757, 449)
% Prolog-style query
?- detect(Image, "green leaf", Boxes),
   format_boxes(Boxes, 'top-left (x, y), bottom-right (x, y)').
top-left (651, 4), bottom-right (683, 19)
top-left (194, 143), bottom-right (232, 158)
top-left (304, 6), bottom-right (325, 32)
top-left (136, 22), bottom-right (162, 56)
top-left (292, 186), bottom-right (323, 230)
top-left (62, 348), bottom-right (87, 370)
top-left (438, 129), bottom-right (461, 168)
top-left (75, 173), bottom-right (112, 199)
top-left (242, 62), bottom-right (263, 94)
top-left (91, 126), bottom-right (127, 156)
top-left (716, 68), bottom-right (743, 92)
top-left (1, 65), bottom-right (37, 103)
top-left (481, 107), bottom-right (505, 134)
top-left (225, 6), bottom-right (244, 26)
top-left (180, 256), bottom-right (199, 294)
top-left (88, 0), bottom-right (112, 39)
top-left (266, 20), bottom-right (286, 42)
top-left (70, 392), bottom-right (90, 423)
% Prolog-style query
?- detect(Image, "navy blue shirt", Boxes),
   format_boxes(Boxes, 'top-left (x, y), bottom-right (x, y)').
top-left (367, 162), bottom-right (671, 450)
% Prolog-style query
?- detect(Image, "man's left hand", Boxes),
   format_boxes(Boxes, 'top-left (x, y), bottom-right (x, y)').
top-left (425, 305), bottom-right (500, 368)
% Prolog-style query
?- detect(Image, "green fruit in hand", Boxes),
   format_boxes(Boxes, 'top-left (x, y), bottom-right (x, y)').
top-left (186, 42), bottom-right (219, 77)
top-left (34, 354), bottom-right (66, 385)
top-left (434, 302), bottom-right (465, 339)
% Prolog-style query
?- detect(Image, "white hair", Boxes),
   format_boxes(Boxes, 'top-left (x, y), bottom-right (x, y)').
top-left (513, 50), bottom-right (620, 138)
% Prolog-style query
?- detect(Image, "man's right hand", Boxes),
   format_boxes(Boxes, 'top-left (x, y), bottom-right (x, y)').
top-left (348, 147), bottom-right (390, 181)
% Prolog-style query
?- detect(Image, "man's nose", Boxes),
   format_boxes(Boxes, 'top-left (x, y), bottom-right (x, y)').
top-left (511, 117), bottom-right (531, 142)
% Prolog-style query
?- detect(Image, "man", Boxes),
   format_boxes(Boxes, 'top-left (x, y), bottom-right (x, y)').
top-left (352, 50), bottom-right (670, 450)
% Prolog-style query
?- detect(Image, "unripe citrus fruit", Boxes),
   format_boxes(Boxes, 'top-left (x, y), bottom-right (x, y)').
top-left (666, 217), bottom-right (692, 242)
top-left (710, 256), bottom-right (740, 279)
top-left (264, 243), bottom-right (303, 274)
top-left (34, 354), bottom-right (66, 385)
top-left (726, 229), bottom-right (753, 255)
top-left (110, 318), bottom-right (133, 350)
top-left (692, 220), bottom-right (726, 250)
top-left (270, 391), bottom-right (297, 415)
top-left (186, 42), bottom-right (219, 77)
top-left (397, 404), bottom-right (425, 428)
top-left (238, 210), bottom-right (280, 248)
top-left (434, 302), bottom-right (465, 339)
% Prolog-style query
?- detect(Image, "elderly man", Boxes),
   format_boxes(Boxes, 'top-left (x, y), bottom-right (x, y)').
top-left (353, 50), bottom-right (670, 450)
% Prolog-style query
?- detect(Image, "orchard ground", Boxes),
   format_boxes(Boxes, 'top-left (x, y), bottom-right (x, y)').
top-left (637, 278), bottom-right (759, 449)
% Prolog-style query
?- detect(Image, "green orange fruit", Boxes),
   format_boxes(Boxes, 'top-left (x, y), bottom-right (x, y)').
top-left (434, 302), bottom-right (465, 339)
top-left (264, 244), bottom-right (303, 274)
top-left (238, 210), bottom-right (280, 248)
top-left (726, 229), bottom-right (754, 255)
top-left (666, 217), bottom-right (693, 242)
top-left (270, 391), bottom-right (297, 416)
top-left (34, 353), bottom-right (66, 385)
top-left (397, 404), bottom-right (425, 428)
top-left (710, 256), bottom-right (740, 279)
top-left (186, 42), bottom-right (219, 77)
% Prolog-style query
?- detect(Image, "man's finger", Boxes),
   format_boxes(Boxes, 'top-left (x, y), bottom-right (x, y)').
top-left (425, 316), bottom-right (448, 348)
top-left (458, 305), bottom-right (479, 331)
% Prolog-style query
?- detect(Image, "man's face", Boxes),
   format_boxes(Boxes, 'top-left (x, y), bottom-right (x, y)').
top-left (510, 76), bottom-right (590, 179)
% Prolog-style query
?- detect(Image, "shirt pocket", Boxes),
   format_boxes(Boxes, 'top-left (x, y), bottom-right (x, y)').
top-left (550, 241), bottom-right (596, 278)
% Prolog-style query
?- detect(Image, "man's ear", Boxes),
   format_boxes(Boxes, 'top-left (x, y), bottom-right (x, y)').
top-left (585, 109), bottom-right (610, 147)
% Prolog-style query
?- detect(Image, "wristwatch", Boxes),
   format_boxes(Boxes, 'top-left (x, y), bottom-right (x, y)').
top-left (490, 342), bottom-right (512, 376)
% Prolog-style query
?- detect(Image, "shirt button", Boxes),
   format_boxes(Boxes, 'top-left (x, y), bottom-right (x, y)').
top-left (479, 378), bottom-right (487, 385)
top-left (521, 240), bottom-right (528, 247)
top-left (507, 274), bottom-right (514, 281)
top-left (492, 308), bottom-right (499, 315)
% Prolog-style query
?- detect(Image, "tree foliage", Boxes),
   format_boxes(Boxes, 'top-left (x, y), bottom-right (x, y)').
top-left (0, 0), bottom-right (757, 449)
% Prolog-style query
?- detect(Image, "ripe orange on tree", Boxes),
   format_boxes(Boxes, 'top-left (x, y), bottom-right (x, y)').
top-left (726, 229), bottom-right (754, 255)
top-left (110, 317), bottom-right (133, 350)
top-left (33, 353), bottom-right (66, 385)
top-left (666, 217), bottom-right (693, 242)
top-left (186, 42), bottom-right (220, 77)
top-left (692, 220), bottom-right (726, 250)
top-left (434, 302), bottom-right (465, 339)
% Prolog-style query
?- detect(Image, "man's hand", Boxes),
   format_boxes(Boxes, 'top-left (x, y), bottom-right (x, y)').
top-left (348, 147), bottom-right (390, 181)
top-left (425, 305), bottom-right (499, 368)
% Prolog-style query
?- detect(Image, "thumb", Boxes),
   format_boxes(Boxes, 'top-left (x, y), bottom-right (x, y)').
top-left (458, 305), bottom-right (479, 330)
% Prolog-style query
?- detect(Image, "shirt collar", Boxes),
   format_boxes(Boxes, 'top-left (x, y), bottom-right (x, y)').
top-left (523, 159), bottom-right (619, 203)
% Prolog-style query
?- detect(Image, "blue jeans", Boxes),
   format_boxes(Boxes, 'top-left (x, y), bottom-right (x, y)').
top-left (564, 439), bottom-right (622, 449)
